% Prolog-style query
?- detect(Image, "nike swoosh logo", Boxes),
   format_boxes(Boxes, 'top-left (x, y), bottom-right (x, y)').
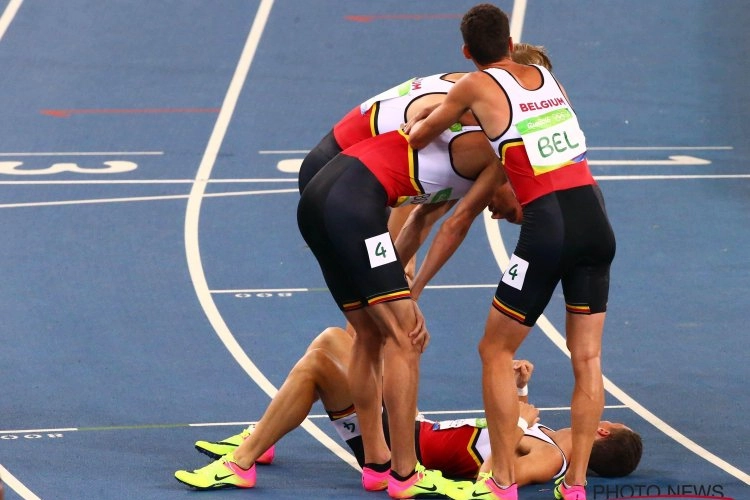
top-left (214, 473), bottom-right (234, 481)
top-left (469, 493), bottom-right (492, 499)
top-left (416, 484), bottom-right (438, 492)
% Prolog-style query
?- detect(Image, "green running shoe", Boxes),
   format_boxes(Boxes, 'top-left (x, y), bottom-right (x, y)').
top-left (443, 479), bottom-right (474, 500)
top-left (174, 452), bottom-right (256, 490)
top-left (464, 472), bottom-right (517, 500)
top-left (195, 425), bottom-right (275, 464)
top-left (387, 462), bottom-right (447, 499)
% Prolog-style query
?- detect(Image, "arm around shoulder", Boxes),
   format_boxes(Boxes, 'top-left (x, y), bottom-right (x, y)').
top-left (406, 78), bottom-right (475, 149)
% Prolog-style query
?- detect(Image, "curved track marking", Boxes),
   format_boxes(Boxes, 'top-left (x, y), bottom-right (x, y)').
top-left (482, 211), bottom-right (750, 485)
top-left (0, 464), bottom-right (40, 500)
top-left (182, 0), bottom-right (359, 470)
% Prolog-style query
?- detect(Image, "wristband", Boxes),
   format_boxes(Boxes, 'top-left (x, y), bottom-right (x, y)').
top-left (517, 417), bottom-right (529, 430)
top-left (517, 384), bottom-right (528, 397)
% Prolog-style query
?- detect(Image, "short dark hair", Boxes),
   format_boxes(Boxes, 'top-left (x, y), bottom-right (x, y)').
top-left (588, 427), bottom-right (643, 477)
top-left (460, 4), bottom-right (511, 65)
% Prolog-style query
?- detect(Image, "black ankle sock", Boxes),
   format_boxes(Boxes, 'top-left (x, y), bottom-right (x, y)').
top-left (389, 468), bottom-right (415, 482)
top-left (363, 460), bottom-right (391, 473)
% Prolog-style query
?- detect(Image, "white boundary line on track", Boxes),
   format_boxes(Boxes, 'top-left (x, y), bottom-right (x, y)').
top-left (258, 145), bottom-right (734, 154)
top-left (1, 174), bottom-right (747, 188)
top-left (0, 174), bottom-right (747, 210)
top-left (0, 179), bottom-right (296, 184)
top-left (2, 1), bottom-right (44, 499)
top-left (588, 146), bottom-right (733, 151)
top-left (482, 212), bottom-right (750, 485)
top-left (509, 0), bottom-right (527, 41)
top-left (0, 404), bottom-right (632, 435)
top-left (0, 188), bottom-right (299, 209)
top-left (210, 284), bottom-right (498, 294)
top-left (0, 0), bottom-right (21, 42)
top-left (0, 151), bottom-right (163, 156)
top-left (0, 465), bottom-right (40, 500)
top-left (182, 0), bottom-right (360, 472)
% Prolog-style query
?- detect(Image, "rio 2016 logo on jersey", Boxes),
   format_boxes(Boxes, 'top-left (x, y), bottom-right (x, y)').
top-left (396, 188), bottom-right (453, 206)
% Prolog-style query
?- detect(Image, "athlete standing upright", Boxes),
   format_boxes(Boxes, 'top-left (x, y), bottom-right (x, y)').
top-left (406, 4), bottom-right (616, 500)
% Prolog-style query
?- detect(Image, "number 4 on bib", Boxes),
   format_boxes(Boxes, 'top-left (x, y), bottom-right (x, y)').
top-left (365, 233), bottom-right (398, 268)
top-left (502, 254), bottom-right (529, 291)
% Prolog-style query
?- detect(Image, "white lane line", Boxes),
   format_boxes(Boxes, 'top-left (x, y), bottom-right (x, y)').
top-left (589, 155), bottom-right (710, 166)
top-left (259, 149), bottom-right (310, 154)
top-left (588, 146), bottom-right (733, 151)
top-left (0, 172), bottom-right (745, 210)
top-left (0, 179), bottom-right (296, 185)
top-left (4, 173), bottom-right (749, 188)
top-left (596, 174), bottom-right (750, 181)
top-left (209, 284), bottom-right (499, 294)
top-left (0, 188), bottom-right (299, 209)
top-left (509, 0), bottom-right (527, 41)
top-left (0, 151), bottom-right (163, 156)
top-left (259, 145), bottom-right (734, 154)
top-left (416, 405), bottom-right (628, 417)
top-left (0, 464), bottom-right (41, 500)
top-left (0, 0), bottom-right (22, 42)
top-left (482, 211), bottom-right (750, 485)
top-left (181, 0), bottom-right (359, 471)
top-left (0, 427), bottom-right (77, 434)
top-left (1, 173), bottom-right (746, 189)
top-left (213, 287), bottom-right (313, 293)
top-left (2, 1), bottom-right (46, 497)
top-left (0, 405), bottom-right (632, 435)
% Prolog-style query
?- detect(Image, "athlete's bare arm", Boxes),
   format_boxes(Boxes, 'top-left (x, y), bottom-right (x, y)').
top-left (393, 200), bottom-right (456, 275)
top-left (478, 401), bottom-right (563, 486)
top-left (407, 70), bottom-right (518, 148)
top-left (405, 75), bottom-right (475, 149)
top-left (406, 163), bottom-right (507, 300)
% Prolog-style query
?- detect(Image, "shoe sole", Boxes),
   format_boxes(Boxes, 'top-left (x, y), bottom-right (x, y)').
top-left (195, 444), bottom-right (274, 465)
top-left (175, 475), bottom-right (244, 491)
top-left (195, 444), bottom-right (226, 460)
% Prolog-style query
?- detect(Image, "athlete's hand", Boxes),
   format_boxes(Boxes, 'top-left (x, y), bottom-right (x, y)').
top-left (408, 300), bottom-right (430, 352)
top-left (488, 184), bottom-right (523, 224)
top-left (490, 203), bottom-right (523, 224)
top-left (401, 106), bottom-right (432, 135)
top-left (503, 201), bottom-right (524, 224)
top-left (513, 359), bottom-right (534, 388)
top-left (518, 401), bottom-right (540, 428)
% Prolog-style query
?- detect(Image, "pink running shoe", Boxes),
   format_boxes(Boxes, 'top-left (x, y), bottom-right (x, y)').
top-left (362, 464), bottom-right (390, 491)
top-left (257, 444), bottom-right (275, 465)
top-left (554, 477), bottom-right (586, 500)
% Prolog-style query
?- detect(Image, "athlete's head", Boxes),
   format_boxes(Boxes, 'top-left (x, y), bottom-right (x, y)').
top-left (460, 4), bottom-right (511, 65)
top-left (511, 43), bottom-right (553, 71)
top-left (588, 422), bottom-right (643, 477)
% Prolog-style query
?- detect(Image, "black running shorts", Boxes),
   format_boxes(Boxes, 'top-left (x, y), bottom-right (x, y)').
top-left (297, 155), bottom-right (409, 311)
top-left (493, 184), bottom-right (616, 326)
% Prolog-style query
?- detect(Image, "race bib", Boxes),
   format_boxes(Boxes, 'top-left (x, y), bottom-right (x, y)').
top-left (394, 188), bottom-right (453, 207)
top-left (432, 418), bottom-right (488, 431)
top-left (331, 413), bottom-right (360, 441)
top-left (365, 232), bottom-right (398, 268)
top-left (501, 253), bottom-right (529, 291)
top-left (516, 108), bottom-right (587, 175)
